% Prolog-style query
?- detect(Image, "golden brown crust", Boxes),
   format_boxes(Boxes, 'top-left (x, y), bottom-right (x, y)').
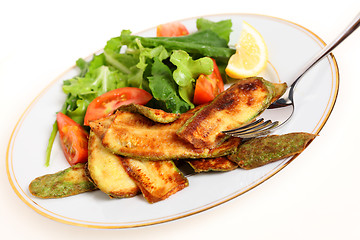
top-left (87, 131), bottom-right (139, 198)
top-left (97, 110), bottom-right (241, 160)
top-left (121, 158), bottom-right (188, 203)
top-left (271, 82), bottom-right (287, 104)
top-left (89, 114), bottom-right (116, 139)
top-left (176, 77), bottom-right (275, 149)
top-left (187, 157), bottom-right (238, 173)
top-left (117, 103), bottom-right (180, 123)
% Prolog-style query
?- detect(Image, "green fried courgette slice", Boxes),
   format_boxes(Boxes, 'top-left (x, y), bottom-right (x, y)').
top-left (121, 158), bottom-right (189, 203)
top-left (29, 163), bottom-right (97, 199)
top-left (87, 131), bottom-right (139, 198)
top-left (229, 132), bottom-right (316, 169)
top-left (118, 103), bottom-right (180, 123)
top-left (187, 157), bottom-right (238, 173)
top-left (176, 77), bottom-right (278, 149)
top-left (93, 109), bottom-right (240, 161)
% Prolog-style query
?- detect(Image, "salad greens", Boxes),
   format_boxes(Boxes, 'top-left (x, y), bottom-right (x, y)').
top-left (170, 50), bottom-right (213, 108)
top-left (45, 17), bottom-right (233, 166)
top-left (63, 55), bottom-right (127, 124)
top-left (196, 17), bottom-right (233, 43)
top-left (148, 58), bottom-right (190, 113)
top-left (119, 29), bottom-right (234, 59)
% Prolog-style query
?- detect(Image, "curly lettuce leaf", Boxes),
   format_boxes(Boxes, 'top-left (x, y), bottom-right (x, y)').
top-left (103, 32), bottom-right (172, 90)
top-left (148, 58), bottom-right (190, 113)
top-left (75, 58), bottom-right (89, 77)
top-left (170, 50), bottom-right (213, 86)
top-left (62, 65), bottom-right (126, 124)
top-left (103, 32), bottom-right (139, 74)
top-left (135, 38), bottom-right (170, 69)
top-left (170, 50), bottom-right (213, 107)
top-left (128, 38), bottom-right (171, 89)
top-left (63, 66), bottom-right (125, 97)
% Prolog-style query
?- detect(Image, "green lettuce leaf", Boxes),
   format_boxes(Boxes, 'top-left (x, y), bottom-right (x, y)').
top-left (103, 32), bottom-right (139, 74)
top-left (170, 50), bottom-right (213, 107)
top-left (196, 18), bottom-right (232, 43)
top-left (120, 30), bottom-right (235, 58)
top-left (148, 58), bottom-right (190, 113)
top-left (62, 65), bottom-right (126, 124)
top-left (75, 58), bottom-right (89, 77)
top-left (170, 50), bottom-right (213, 86)
top-left (63, 66), bottom-right (125, 97)
top-left (128, 38), bottom-right (171, 89)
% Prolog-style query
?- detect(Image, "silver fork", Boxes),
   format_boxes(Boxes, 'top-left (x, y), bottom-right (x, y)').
top-left (223, 12), bottom-right (360, 139)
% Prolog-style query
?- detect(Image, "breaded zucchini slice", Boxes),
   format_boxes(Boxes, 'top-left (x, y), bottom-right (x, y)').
top-left (90, 114), bottom-right (116, 139)
top-left (29, 163), bottom-right (97, 199)
top-left (121, 158), bottom-right (188, 203)
top-left (92, 110), bottom-right (241, 161)
top-left (87, 131), bottom-right (139, 198)
top-left (229, 132), bottom-right (316, 169)
top-left (187, 157), bottom-right (238, 173)
top-left (176, 77), bottom-right (277, 149)
top-left (118, 103), bottom-right (180, 123)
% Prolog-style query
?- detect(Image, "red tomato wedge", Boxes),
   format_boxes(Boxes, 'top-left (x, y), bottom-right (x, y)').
top-left (156, 22), bottom-right (189, 37)
top-left (84, 87), bottom-right (152, 125)
top-left (193, 59), bottom-right (224, 105)
top-left (57, 112), bottom-right (89, 166)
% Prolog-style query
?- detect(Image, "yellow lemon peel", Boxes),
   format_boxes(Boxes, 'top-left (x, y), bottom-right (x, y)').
top-left (225, 21), bottom-right (268, 79)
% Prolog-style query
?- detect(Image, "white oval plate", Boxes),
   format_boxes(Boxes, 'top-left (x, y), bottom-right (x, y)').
top-left (6, 13), bottom-right (339, 229)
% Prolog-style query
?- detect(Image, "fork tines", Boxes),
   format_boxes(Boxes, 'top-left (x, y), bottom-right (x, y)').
top-left (222, 118), bottom-right (279, 138)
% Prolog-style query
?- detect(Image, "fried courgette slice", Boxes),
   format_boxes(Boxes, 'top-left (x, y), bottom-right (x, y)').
top-left (121, 158), bottom-right (188, 203)
top-left (29, 163), bottom-right (97, 199)
top-left (272, 82), bottom-right (288, 103)
top-left (229, 132), bottom-right (316, 169)
top-left (91, 110), bottom-right (241, 161)
top-left (90, 114), bottom-right (117, 139)
top-left (187, 157), bottom-right (238, 173)
top-left (176, 77), bottom-right (277, 149)
top-left (87, 131), bottom-right (139, 198)
top-left (118, 103), bottom-right (180, 123)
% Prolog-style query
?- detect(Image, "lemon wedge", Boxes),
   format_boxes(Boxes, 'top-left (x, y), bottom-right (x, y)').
top-left (225, 21), bottom-right (268, 78)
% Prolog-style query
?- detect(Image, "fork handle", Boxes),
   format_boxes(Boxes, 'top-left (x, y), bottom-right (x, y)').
top-left (291, 12), bottom-right (360, 90)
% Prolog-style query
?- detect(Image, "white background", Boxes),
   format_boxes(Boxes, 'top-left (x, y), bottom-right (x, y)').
top-left (1, 0), bottom-right (360, 239)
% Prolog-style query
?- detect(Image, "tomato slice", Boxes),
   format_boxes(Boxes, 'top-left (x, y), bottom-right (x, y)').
top-left (156, 22), bottom-right (189, 37)
top-left (84, 87), bottom-right (152, 125)
top-left (193, 59), bottom-right (224, 105)
top-left (57, 112), bottom-right (89, 166)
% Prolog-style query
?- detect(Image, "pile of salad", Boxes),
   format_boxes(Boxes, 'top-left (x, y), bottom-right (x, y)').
top-left (46, 18), bottom-right (236, 166)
